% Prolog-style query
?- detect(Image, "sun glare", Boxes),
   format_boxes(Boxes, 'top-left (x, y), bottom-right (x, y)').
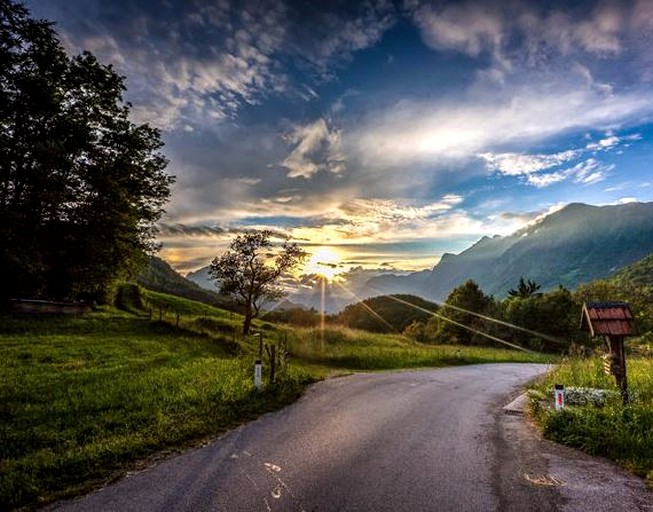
top-left (304, 247), bottom-right (343, 281)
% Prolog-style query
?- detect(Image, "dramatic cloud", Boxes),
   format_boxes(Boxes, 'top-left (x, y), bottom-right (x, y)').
top-left (412, 1), bottom-right (505, 58)
top-left (479, 150), bottom-right (580, 177)
top-left (480, 130), bottom-right (631, 187)
top-left (281, 118), bottom-right (346, 178)
top-left (352, 86), bottom-right (653, 171)
top-left (289, 195), bottom-right (486, 245)
top-left (40, 0), bottom-right (290, 129)
top-left (25, 0), bottom-right (653, 275)
top-left (411, 0), bottom-right (629, 65)
top-left (290, 0), bottom-right (396, 72)
top-left (34, 0), bottom-right (398, 130)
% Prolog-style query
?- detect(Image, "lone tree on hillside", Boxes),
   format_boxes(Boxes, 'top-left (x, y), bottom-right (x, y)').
top-left (0, 0), bottom-right (174, 302)
top-left (209, 231), bottom-right (306, 335)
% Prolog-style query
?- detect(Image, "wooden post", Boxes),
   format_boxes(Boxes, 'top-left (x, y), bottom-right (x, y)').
top-left (607, 336), bottom-right (629, 404)
top-left (265, 343), bottom-right (276, 385)
top-left (176, 313), bottom-right (180, 327)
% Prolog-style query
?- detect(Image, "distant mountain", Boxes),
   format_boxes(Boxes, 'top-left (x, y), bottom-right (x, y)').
top-left (177, 202), bottom-right (653, 311)
top-left (187, 262), bottom-right (408, 314)
top-left (136, 256), bottom-right (232, 309)
top-left (186, 266), bottom-right (215, 290)
top-left (364, 202), bottom-right (653, 301)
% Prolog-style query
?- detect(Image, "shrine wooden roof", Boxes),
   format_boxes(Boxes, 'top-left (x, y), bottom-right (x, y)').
top-left (580, 302), bottom-right (637, 337)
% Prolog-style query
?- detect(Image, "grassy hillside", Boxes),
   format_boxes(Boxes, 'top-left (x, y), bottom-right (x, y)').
top-left (334, 294), bottom-right (439, 333)
top-left (135, 256), bottom-right (234, 310)
top-left (0, 286), bottom-right (553, 509)
top-left (285, 326), bottom-right (552, 372)
top-left (611, 253), bottom-right (653, 288)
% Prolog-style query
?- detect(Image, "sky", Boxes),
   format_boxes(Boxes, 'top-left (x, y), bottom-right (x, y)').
top-left (24, 0), bottom-right (653, 280)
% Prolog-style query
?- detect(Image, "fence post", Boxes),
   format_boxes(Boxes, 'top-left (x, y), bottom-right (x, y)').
top-left (254, 359), bottom-right (262, 390)
top-left (265, 344), bottom-right (276, 385)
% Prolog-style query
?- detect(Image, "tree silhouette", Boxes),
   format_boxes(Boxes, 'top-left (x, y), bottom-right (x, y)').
top-left (209, 231), bottom-right (306, 335)
top-left (0, 1), bottom-right (174, 301)
top-left (508, 277), bottom-right (542, 299)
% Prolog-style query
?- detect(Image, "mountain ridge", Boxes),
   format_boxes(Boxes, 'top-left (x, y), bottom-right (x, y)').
top-left (364, 201), bottom-right (653, 301)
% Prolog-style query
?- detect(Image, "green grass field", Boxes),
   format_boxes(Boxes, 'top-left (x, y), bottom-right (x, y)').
top-left (0, 288), bottom-right (553, 509)
top-left (284, 326), bottom-right (553, 374)
top-left (0, 311), bottom-right (309, 509)
top-left (529, 356), bottom-right (653, 485)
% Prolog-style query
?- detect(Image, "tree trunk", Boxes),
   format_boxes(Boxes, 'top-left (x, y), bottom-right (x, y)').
top-left (243, 307), bottom-right (253, 336)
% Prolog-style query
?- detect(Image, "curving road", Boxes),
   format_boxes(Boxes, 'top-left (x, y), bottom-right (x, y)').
top-left (52, 364), bottom-right (651, 511)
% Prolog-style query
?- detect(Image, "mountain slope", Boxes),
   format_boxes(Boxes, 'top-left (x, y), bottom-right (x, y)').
top-left (610, 253), bottom-right (653, 288)
top-left (186, 266), bottom-right (215, 290)
top-left (136, 256), bottom-right (232, 309)
top-left (365, 202), bottom-right (653, 301)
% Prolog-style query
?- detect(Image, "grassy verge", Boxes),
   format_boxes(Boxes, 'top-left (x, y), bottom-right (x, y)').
top-left (529, 356), bottom-right (653, 486)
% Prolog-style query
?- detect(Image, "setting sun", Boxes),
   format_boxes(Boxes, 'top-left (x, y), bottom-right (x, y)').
top-left (303, 247), bottom-right (343, 280)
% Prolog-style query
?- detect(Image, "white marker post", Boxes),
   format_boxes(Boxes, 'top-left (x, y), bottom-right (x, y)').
top-left (254, 359), bottom-right (262, 390)
top-left (554, 384), bottom-right (565, 410)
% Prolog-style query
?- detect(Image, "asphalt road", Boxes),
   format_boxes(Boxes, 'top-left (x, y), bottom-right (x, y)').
top-left (52, 364), bottom-right (652, 511)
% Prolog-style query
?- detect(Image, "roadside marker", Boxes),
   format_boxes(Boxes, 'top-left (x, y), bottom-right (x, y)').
top-left (554, 384), bottom-right (565, 410)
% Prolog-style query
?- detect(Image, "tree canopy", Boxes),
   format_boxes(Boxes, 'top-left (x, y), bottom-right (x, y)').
top-left (209, 230), bottom-right (306, 335)
top-left (430, 280), bottom-right (493, 345)
top-left (508, 277), bottom-right (542, 299)
top-left (0, 0), bottom-right (174, 302)
top-left (504, 285), bottom-right (580, 351)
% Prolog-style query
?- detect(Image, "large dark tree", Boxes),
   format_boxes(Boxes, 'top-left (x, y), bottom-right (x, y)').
top-left (0, 1), bottom-right (174, 301)
top-left (209, 231), bottom-right (306, 335)
top-left (504, 286), bottom-right (580, 351)
top-left (429, 280), bottom-right (493, 344)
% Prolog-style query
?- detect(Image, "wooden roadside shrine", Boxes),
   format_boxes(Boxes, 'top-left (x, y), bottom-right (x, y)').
top-left (580, 301), bottom-right (637, 404)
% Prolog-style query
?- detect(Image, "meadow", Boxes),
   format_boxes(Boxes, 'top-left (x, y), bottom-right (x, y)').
top-left (0, 288), bottom-right (553, 509)
top-left (530, 355), bottom-right (653, 485)
top-left (284, 325), bottom-right (553, 373)
top-left (0, 310), bottom-right (309, 509)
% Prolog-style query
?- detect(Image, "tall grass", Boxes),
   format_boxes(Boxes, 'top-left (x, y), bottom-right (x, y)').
top-left (141, 288), bottom-right (238, 320)
top-left (530, 356), bottom-right (653, 484)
